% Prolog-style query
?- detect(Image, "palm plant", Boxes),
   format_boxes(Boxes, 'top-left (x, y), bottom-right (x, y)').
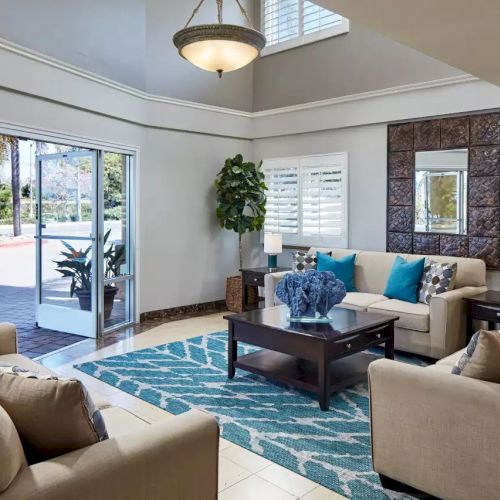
top-left (54, 229), bottom-right (125, 297)
top-left (0, 135), bottom-right (21, 236)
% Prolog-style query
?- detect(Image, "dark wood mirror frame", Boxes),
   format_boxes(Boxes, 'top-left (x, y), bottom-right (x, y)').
top-left (386, 113), bottom-right (500, 269)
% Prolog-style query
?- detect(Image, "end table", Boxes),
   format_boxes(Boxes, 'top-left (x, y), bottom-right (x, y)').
top-left (240, 267), bottom-right (291, 311)
top-left (464, 291), bottom-right (500, 342)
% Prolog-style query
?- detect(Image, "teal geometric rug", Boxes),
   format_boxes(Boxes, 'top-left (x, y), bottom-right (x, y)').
top-left (75, 331), bottom-right (424, 499)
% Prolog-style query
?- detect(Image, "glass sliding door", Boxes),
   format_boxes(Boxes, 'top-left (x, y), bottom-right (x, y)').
top-left (35, 151), bottom-right (99, 337)
top-left (100, 152), bottom-right (134, 332)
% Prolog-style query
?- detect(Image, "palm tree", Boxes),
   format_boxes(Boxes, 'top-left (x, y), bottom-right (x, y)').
top-left (0, 135), bottom-right (22, 236)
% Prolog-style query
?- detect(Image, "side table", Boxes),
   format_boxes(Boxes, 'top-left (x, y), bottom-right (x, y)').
top-left (464, 290), bottom-right (500, 343)
top-left (240, 267), bottom-right (291, 311)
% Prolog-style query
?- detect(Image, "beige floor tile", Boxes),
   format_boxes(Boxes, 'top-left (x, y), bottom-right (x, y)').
top-left (218, 475), bottom-right (296, 500)
top-left (219, 438), bottom-right (235, 451)
top-left (300, 485), bottom-right (347, 500)
top-left (258, 463), bottom-right (318, 497)
top-left (221, 444), bottom-right (273, 473)
top-left (218, 456), bottom-right (253, 492)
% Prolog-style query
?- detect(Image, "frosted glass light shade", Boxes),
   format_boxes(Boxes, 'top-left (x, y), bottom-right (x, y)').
top-left (181, 40), bottom-right (258, 73)
top-left (264, 233), bottom-right (282, 255)
top-left (173, 24), bottom-right (266, 76)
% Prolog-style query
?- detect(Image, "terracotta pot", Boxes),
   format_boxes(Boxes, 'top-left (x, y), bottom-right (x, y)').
top-left (74, 286), bottom-right (119, 320)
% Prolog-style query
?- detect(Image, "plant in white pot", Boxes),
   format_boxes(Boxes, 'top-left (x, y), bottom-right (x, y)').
top-left (214, 154), bottom-right (267, 312)
top-left (53, 229), bottom-right (125, 320)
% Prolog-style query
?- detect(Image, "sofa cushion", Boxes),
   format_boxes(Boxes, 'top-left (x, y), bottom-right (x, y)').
top-left (0, 404), bottom-right (26, 493)
top-left (418, 260), bottom-right (457, 304)
top-left (384, 256), bottom-right (425, 303)
top-left (317, 252), bottom-right (357, 292)
top-left (339, 293), bottom-right (389, 311)
top-left (292, 250), bottom-right (331, 273)
top-left (0, 365), bottom-right (108, 463)
top-left (452, 330), bottom-right (500, 382)
top-left (368, 299), bottom-right (430, 332)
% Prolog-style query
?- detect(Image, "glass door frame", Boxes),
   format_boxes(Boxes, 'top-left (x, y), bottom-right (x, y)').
top-left (98, 151), bottom-right (136, 334)
top-left (34, 148), bottom-right (136, 338)
top-left (35, 150), bottom-right (100, 338)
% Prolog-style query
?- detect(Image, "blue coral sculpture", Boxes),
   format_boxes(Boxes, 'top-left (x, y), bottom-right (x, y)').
top-left (276, 270), bottom-right (346, 318)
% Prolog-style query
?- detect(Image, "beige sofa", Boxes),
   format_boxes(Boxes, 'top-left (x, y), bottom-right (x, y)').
top-left (0, 323), bottom-right (219, 500)
top-left (368, 349), bottom-right (500, 499)
top-left (264, 248), bottom-right (487, 359)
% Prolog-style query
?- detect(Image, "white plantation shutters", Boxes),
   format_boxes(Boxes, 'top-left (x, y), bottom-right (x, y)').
top-left (262, 158), bottom-right (299, 235)
top-left (263, 153), bottom-right (348, 247)
top-left (300, 154), bottom-right (347, 244)
top-left (262, 0), bottom-right (347, 51)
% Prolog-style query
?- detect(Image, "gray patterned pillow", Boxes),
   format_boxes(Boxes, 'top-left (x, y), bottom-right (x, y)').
top-left (418, 259), bottom-right (457, 304)
top-left (292, 251), bottom-right (331, 273)
top-left (452, 331), bottom-right (480, 375)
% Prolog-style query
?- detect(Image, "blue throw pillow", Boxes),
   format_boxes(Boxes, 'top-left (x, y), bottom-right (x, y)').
top-left (316, 252), bottom-right (357, 292)
top-left (384, 255), bottom-right (425, 303)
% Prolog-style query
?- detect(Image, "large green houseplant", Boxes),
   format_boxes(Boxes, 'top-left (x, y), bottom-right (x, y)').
top-left (215, 154), bottom-right (267, 311)
top-left (53, 229), bottom-right (125, 320)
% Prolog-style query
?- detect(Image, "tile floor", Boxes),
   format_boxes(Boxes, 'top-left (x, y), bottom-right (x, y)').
top-left (40, 312), bottom-right (347, 500)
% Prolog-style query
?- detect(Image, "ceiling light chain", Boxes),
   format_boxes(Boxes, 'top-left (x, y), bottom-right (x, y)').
top-left (216, 0), bottom-right (223, 24)
top-left (234, 0), bottom-right (253, 28)
top-left (184, 0), bottom-right (207, 28)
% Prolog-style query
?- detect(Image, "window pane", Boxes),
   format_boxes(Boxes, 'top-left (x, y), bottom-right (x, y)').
top-left (303, 1), bottom-right (343, 35)
top-left (264, 0), bottom-right (299, 46)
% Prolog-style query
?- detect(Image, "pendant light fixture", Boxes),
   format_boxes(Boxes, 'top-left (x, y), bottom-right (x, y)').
top-left (173, 0), bottom-right (266, 78)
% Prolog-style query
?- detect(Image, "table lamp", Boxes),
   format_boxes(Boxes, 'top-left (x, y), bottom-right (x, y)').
top-left (264, 233), bottom-right (282, 271)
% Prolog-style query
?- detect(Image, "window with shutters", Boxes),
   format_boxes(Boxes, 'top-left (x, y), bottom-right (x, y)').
top-left (262, 153), bottom-right (348, 247)
top-left (261, 0), bottom-right (349, 56)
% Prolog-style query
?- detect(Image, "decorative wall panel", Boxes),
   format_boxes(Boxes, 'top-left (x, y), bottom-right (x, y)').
top-left (387, 112), bottom-right (500, 269)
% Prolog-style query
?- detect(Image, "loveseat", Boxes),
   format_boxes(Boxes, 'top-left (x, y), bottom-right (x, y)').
top-left (264, 248), bottom-right (487, 359)
top-left (368, 347), bottom-right (500, 499)
top-left (0, 323), bottom-right (219, 500)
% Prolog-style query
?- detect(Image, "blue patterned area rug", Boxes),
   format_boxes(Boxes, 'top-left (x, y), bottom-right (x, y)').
top-left (75, 331), bottom-right (425, 499)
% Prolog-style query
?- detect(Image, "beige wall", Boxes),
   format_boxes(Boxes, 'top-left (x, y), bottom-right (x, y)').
top-left (252, 22), bottom-right (464, 111)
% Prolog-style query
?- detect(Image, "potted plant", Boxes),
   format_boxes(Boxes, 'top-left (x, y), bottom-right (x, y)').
top-left (54, 229), bottom-right (125, 320)
top-left (214, 154), bottom-right (267, 312)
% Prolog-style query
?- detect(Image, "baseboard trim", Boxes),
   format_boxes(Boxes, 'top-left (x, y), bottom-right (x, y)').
top-left (140, 300), bottom-right (227, 322)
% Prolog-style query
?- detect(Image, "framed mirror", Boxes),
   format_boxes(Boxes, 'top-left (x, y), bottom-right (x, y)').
top-left (414, 149), bottom-right (468, 235)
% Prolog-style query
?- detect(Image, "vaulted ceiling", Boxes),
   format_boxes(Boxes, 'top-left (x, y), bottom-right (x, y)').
top-left (316, 0), bottom-right (500, 87)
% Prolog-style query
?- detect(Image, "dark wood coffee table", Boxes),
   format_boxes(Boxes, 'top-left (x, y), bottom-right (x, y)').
top-left (224, 305), bottom-right (397, 410)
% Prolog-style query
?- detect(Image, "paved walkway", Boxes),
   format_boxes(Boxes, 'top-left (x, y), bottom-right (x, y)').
top-left (0, 284), bottom-right (84, 358)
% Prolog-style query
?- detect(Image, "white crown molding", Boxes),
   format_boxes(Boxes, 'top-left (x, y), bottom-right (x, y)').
top-left (252, 74), bottom-right (479, 117)
top-left (0, 36), bottom-right (479, 123)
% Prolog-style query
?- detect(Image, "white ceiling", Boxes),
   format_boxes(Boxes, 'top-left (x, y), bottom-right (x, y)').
top-left (315, 0), bottom-right (500, 87)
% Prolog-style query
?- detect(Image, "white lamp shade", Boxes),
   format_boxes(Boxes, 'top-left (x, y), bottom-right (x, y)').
top-left (264, 233), bottom-right (282, 255)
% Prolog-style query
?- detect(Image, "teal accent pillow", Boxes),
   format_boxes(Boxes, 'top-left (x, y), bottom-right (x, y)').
top-left (316, 252), bottom-right (357, 292)
top-left (384, 255), bottom-right (425, 303)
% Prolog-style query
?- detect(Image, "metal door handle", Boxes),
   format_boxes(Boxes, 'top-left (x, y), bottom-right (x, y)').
top-left (41, 224), bottom-right (46, 228)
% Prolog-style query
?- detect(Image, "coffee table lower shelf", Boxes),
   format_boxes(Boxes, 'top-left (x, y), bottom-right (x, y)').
top-left (233, 349), bottom-right (378, 401)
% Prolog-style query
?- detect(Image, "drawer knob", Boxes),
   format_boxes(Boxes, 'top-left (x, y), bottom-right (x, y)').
top-left (376, 333), bottom-right (381, 339)
top-left (254, 278), bottom-right (258, 282)
top-left (346, 343), bottom-right (352, 349)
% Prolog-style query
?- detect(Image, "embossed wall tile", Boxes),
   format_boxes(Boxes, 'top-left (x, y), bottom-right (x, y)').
top-left (469, 237), bottom-right (500, 269)
top-left (388, 151), bottom-right (413, 178)
top-left (389, 123), bottom-right (414, 152)
top-left (414, 120), bottom-right (441, 150)
top-left (470, 113), bottom-right (500, 146)
top-left (441, 117), bottom-right (469, 148)
top-left (388, 206), bottom-right (413, 232)
top-left (414, 234), bottom-right (440, 255)
top-left (469, 176), bottom-right (500, 207)
top-left (440, 235), bottom-right (469, 257)
top-left (388, 179), bottom-right (413, 206)
top-left (469, 207), bottom-right (500, 237)
top-left (387, 232), bottom-right (413, 253)
top-left (470, 146), bottom-right (500, 176)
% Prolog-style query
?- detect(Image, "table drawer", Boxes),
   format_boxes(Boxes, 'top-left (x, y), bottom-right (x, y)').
top-left (330, 324), bottom-right (390, 355)
top-left (244, 271), bottom-right (264, 287)
top-left (472, 304), bottom-right (500, 322)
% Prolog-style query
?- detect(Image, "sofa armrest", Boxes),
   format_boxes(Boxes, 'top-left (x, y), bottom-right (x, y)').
top-left (264, 271), bottom-right (292, 308)
top-left (2, 409), bottom-right (219, 500)
top-left (369, 359), bottom-right (500, 500)
top-left (0, 323), bottom-right (17, 355)
top-left (429, 285), bottom-right (487, 358)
